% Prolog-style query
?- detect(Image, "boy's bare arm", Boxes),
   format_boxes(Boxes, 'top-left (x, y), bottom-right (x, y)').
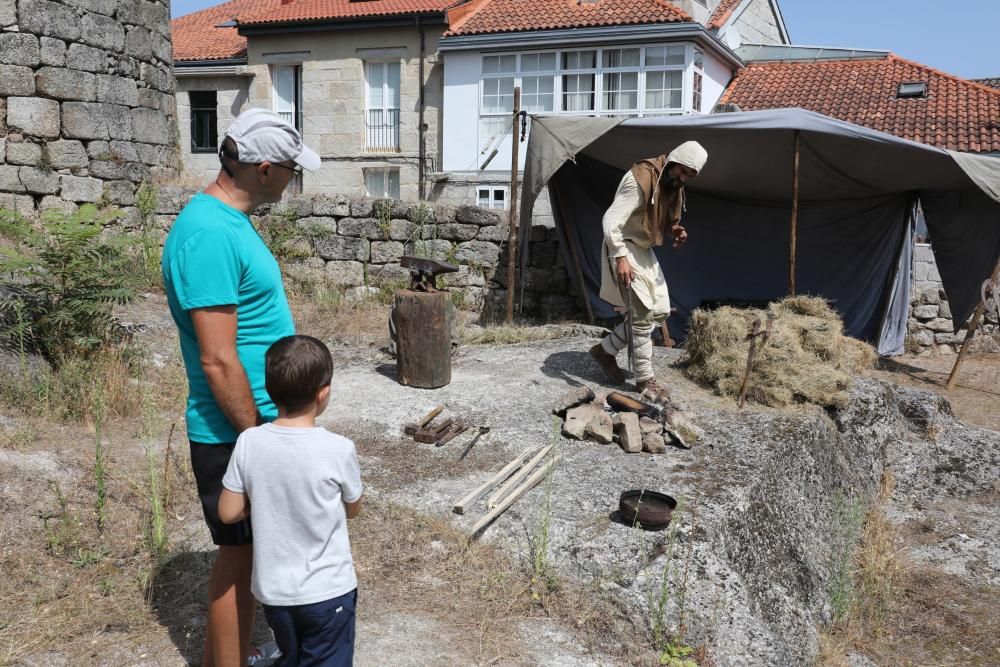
top-left (344, 495), bottom-right (363, 520)
top-left (218, 488), bottom-right (250, 524)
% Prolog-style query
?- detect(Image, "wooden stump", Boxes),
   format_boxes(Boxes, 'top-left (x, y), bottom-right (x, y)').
top-left (394, 289), bottom-right (454, 388)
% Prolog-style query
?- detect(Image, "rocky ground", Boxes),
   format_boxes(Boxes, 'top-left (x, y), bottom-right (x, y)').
top-left (2, 298), bottom-right (998, 665)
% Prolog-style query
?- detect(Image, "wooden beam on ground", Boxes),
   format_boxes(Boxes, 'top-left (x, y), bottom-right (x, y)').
top-left (452, 445), bottom-right (540, 515)
top-left (487, 444), bottom-right (553, 509)
top-left (471, 455), bottom-right (562, 538)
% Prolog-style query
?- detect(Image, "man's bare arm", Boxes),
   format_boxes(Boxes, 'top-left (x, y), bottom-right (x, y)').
top-left (191, 306), bottom-right (259, 434)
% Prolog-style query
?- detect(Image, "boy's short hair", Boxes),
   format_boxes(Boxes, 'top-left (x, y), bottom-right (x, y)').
top-left (265, 335), bottom-right (334, 412)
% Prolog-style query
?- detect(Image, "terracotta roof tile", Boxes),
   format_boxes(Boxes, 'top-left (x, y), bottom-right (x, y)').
top-left (720, 55), bottom-right (1000, 153)
top-left (172, 0), bottom-right (283, 62)
top-left (173, 0), bottom-right (460, 61)
top-left (238, 0), bottom-right (462, 26)
top-left (975, 77), bottom-right (1000, 90)
top-left (708, 0), bottom-right (741, 30)
top-left (446, 0), bottom-right (691, 37)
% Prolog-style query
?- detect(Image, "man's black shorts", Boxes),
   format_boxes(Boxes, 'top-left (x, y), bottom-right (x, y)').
top-left (190, 440), bottom-right (252, 546)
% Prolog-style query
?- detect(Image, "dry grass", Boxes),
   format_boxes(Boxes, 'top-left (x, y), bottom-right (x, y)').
top-left (817, 471), bottom-right (1000, 666)
top-left (683, 296), bottom-right (876, 408)
top-left (0, 415), bottom-right (191, 665)
top-left (350, 499), bottom-right (655, 665)
top-left (458, 323), bottom-right (577, 346)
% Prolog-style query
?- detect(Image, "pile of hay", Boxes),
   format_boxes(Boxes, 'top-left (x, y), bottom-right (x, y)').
top-left (682, 296), bottom-right (877, 408)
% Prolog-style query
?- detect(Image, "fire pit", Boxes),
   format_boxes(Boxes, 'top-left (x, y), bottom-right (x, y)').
top-left (618, 489), bottom-right (677, 531)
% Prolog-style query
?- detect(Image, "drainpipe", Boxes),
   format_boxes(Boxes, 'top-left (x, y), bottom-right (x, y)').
top-left (418, 18), bottom-right (426, 200)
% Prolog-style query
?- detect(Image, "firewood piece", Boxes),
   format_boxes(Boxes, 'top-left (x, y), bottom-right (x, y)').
top-left (453, 446), bottom-right (541, 515)
top-left (470, 455), bottom-right (562, 538)
top-left (487, 445), bottom-right (553, 509)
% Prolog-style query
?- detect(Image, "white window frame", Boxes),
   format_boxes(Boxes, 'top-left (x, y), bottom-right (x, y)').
top-left (364, 60), bottom-right (402, 152)
top-left (476, 185), bottom-right (508, 210)
top-left (271, 64), bottom-right (303, 131)
top-left (476, 44), bottom-right (705, 153)
top-left (365, 167), bottom-right (400, 199)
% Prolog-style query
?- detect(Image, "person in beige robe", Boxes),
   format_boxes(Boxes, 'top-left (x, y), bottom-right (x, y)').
top-left (590, 141), bottom-right (708, 394)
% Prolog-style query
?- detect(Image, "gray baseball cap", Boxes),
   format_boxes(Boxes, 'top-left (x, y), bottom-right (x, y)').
top-left (224, 108), bottom-right (321, 171)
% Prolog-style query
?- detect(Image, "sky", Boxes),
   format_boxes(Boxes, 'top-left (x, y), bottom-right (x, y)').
top-left (170, 0), bottom-right (1000, 80)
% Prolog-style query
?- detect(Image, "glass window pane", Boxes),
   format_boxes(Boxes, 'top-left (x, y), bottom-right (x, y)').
top-left (365, 170), bottom-right (382, 197)
top-left (603, 48), bottom-right (639, 68)
top-left (539, 53), bottom-right (556, 70)
top-left (388, 169), bottom-right (400, 198)
top-left (645, 45), bottom-right (685, 67)
top-left (482, 56), bottom-right (499, 74)
top-left (274, 65), bottom-right (296, 113)
top-left (562, 50), bottom-right (596, 70)
top-left (387, 62), bottom-right (400, 108)
top-left (669, 89), bottom-right (682, 109)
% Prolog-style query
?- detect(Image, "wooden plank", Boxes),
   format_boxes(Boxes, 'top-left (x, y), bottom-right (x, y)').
top-left (487, 444), bottom-right (553, 509)
top-left (471, 455), bottom-right (562, 538)
top-left (452, 445), bottom-right (539, 515)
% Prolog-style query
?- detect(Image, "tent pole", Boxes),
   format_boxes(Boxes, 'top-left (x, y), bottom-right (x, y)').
top-left (946, 259), bottom-right (1000, 389)
top-left (555, 186), bottom-right (595, 324)
top-left (788, 130), bottom-right (800, 296)
top-left (505, 88), bottom-right (522, 324)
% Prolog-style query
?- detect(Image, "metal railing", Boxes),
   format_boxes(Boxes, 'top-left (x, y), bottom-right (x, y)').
top-left (365, 108), bottom-right (400, 152)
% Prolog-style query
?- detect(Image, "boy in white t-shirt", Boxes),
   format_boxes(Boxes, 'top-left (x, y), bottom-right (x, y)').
top-left (219, 335), bottom-right (363, 667)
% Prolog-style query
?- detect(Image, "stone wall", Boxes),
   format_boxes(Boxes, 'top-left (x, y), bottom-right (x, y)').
top-left (908, 243), bottom-right (998, 354)
top-left (0, 0), bottom-right (177, 217)
top-left (155, 187), bottom-right (580, 320)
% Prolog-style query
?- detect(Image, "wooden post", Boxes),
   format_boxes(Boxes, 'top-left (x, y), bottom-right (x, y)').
top-left (505, 88), bottom-right (521, 324)
top-left (946, 259), bottom-right (1000, 389)
top-left (394, 290), bottom-right (454, 388)
top-left (789, 130), bottom-right (800, 296)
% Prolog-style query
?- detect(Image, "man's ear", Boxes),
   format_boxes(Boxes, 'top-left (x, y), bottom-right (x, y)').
top-left (318, 385), bottom-right (331, 404)
top-left (256, 161), bottom-right (272, 183)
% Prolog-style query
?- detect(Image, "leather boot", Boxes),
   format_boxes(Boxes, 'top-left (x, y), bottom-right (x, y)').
top-left (590, 342), bottom-right (625, 384)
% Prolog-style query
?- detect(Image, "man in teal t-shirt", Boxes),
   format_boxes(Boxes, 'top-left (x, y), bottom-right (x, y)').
top-left (162, 108), bottom-right (320, 667)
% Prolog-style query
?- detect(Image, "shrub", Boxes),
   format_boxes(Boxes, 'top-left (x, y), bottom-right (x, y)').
top-left (0, 205), bottom-right (140, 366)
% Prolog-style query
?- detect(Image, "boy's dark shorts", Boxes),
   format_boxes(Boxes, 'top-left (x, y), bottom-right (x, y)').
top-left (189, 440), bottom-right (252, 546)
top-left (264, 589), bottom-right (357, 667)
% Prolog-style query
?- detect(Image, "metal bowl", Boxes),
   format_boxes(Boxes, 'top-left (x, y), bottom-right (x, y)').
top-left (618, 489), bottom-right (677, 531)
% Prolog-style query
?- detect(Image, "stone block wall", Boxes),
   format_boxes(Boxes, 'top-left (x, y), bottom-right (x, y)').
top-left (908, 243), bottom-right (998, 354)
top-left (155, 188), bottom-right (580, 320)
top-left (0, 0), bottom-right (178, 217)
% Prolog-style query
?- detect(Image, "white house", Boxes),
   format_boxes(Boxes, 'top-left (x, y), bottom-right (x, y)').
top-left (433, 0), bottom-right (785, 212)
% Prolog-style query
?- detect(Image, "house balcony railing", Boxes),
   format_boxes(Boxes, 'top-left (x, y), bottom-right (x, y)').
top-left (365, 108), bottom-right (400, 152)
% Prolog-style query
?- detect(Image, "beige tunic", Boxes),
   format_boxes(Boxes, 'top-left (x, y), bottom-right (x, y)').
top-left (599, 171), bottom-right (671, 313)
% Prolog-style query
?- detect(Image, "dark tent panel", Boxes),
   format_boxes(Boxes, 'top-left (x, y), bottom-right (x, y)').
top-left (520, 110), bottom-right (1000, 355)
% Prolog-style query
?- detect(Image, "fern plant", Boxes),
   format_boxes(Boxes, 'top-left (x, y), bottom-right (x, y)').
top-left (0, 205), bottom-right (140, 365)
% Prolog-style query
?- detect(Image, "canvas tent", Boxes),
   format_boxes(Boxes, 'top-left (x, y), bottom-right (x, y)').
top-left (518, 109), bottom-right (1000, 356)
